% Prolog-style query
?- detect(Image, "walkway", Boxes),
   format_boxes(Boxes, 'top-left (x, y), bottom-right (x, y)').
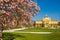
top-left (3, 27), bottom-right (52, 34)
top-left (3, 27), bottom-right (26, 32)
top-left (15, 32), bottom-right (52, 34)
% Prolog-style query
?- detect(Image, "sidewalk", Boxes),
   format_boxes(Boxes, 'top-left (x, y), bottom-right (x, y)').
top-left (3, 27), bottom-right (26, 32)
top-left (3, 27), bottom-right (52, 34)
top-left (15, 32), bottom-right (52, 34)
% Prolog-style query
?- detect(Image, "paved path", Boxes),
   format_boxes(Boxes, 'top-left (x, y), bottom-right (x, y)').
top-left (3, 27), bottom-right (26, 32)
top-left (3, 28), bottom-right (52, 34)
top-left (15, 32), bottom-right (52, 34)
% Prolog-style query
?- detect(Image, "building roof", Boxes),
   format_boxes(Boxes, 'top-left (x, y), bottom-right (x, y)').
top-left (43, 14), bottom-right (51, 21)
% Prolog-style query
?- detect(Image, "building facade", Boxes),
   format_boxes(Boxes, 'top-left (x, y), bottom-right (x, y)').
top-left (34, 15), bottom-right (59, 28)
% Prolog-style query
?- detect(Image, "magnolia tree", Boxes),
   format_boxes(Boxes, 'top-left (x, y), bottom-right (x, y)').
top-left (0, 0), bottom-right (40, 28)
top-left (0, 0), bottom-right (40, 39)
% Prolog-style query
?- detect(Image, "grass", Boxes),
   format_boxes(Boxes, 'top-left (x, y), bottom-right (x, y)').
top-left (16, 27), bottom-right (60, 32)
top-left (3, 32), bottom-right (60, 40)
top-left (3, 27), bottom-right (60, 40)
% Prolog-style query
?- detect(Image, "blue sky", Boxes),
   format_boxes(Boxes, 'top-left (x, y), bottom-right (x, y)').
top-left (32, 0), bottom-right (60, 21)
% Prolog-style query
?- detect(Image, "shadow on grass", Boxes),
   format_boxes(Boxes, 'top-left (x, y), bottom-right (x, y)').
top-left (2, 32), bottom-right (60, 40)
top-left (48, 32), bottom-right (60, 40)
top-left (2, 32), bottom-right (25, 40)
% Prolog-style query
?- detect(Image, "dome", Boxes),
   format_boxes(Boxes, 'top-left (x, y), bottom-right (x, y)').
top-left (43, 14), bottom-right (51, 21)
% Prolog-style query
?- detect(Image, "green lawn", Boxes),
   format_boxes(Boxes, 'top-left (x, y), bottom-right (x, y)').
top-left (16, 27), bottom-right (60, 32)
top-left (3, 32), bottom-right (60, 40)
top-left (3, 27), bottom-right (60, 40)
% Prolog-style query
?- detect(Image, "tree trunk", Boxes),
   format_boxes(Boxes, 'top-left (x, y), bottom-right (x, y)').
top-left (0, 24), bottom-right (3, 40)
top-left (0, 30), bottom-right (3, 40)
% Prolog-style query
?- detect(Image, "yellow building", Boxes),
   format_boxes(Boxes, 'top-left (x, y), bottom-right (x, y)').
top-left (34, 15), bottom-right (59, 28)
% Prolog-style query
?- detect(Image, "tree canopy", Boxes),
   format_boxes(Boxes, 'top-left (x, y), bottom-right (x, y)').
top-left (0, 0), bottom-right (40, 28)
